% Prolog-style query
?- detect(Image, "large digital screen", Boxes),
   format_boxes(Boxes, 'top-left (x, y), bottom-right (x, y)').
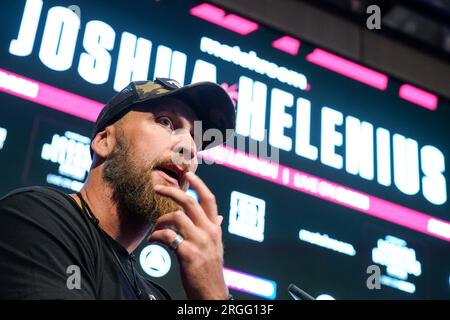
top-left (1, 0), bottom-right (449, 300)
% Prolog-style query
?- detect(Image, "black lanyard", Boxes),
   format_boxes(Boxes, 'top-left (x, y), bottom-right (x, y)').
top-left (76, 192), bottom-right (147, 300)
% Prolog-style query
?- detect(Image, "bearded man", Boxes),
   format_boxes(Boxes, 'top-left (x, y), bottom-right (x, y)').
top-left (0, 78), bottom-right (236, 300)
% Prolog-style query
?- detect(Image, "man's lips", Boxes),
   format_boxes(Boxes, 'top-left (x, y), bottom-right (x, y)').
top-left (155, 169), bottom-right (179, 187)
top-left (154, 164), bottom-right (186, 188)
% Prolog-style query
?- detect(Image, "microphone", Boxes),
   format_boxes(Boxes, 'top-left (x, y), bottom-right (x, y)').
top-left (288, 283), bottom-right (315, 300)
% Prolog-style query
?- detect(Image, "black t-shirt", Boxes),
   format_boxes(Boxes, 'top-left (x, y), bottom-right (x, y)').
top-left (0, 186), bottom-right (171, 300)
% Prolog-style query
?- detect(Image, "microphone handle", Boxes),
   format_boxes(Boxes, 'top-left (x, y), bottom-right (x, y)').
top-left (288, 283), bottom-right (315, 300)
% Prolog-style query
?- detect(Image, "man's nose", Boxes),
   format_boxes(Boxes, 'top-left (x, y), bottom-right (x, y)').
top-left (174, 146), bottom-right (195, 161)
top-left (172, 129), bottom-right (197, 162)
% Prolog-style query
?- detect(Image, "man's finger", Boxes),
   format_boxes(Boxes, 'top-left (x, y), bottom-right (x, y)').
top-left (152, 210), bottom-right (198, 239)
top-left (185, 172), bottom-right (219, 224)
top-left (154, 184), bottom-right (207, 227)
top-left (148, 228), bottom-right (182, 250)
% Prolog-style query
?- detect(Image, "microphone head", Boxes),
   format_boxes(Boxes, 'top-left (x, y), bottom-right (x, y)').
top-left (288, 283), bottom-right (315, 300)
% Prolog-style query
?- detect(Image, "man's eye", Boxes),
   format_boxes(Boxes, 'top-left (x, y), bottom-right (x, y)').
top-left (157, 117), bottom-right (174, 130)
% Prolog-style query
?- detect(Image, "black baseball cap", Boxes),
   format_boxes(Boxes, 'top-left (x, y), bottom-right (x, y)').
top-left (91, 78), bottom-right (236, 156)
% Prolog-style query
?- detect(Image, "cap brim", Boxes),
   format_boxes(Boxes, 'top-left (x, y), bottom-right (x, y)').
top-left (136, 82), bottom-right (236, 150)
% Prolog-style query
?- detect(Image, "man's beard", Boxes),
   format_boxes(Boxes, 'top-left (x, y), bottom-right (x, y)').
top-left (103, 133), bottom-right (187, 224)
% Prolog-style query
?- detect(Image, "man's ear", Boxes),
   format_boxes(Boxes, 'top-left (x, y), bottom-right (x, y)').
top-left (91, 126), bottom-right (116, 158)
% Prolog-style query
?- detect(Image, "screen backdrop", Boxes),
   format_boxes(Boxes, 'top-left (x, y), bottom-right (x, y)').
top-left (0, 0), bottom-right (449, 300)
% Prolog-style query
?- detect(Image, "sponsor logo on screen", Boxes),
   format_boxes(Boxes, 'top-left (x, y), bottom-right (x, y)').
top-left (139, 244), bottom-right (172, 278)
top-left (228, 191), bottom-right (266, 242)
top-left (41, 131), bottom-right (92, 191)
top-left (299, 229), bottom-right (356, 257)
top-left (372, 235), bottom-right (422, 294)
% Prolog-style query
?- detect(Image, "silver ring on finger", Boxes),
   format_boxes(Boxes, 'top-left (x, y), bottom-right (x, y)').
top-left (169, 233), bottom-right (184, 251)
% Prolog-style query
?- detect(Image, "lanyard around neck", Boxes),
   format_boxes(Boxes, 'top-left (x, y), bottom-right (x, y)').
top-left (75, 192), bottom-right (146, 300)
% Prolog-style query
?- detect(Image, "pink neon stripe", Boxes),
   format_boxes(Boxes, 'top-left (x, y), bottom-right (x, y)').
top-left (199, 146), bottom-right (450, 243)
top-left (223, 267), bottom-right (277, 299)
top-left (190, 3), bottom-right (259, 35)
top-left (0, 68), bottom-right (103, 122)
top-left (399, 84), bottom-right (438, 111)
top-left (272, 35), bottom-right (301, 56)
top-left (306, 48), bottom-right (389, 90)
